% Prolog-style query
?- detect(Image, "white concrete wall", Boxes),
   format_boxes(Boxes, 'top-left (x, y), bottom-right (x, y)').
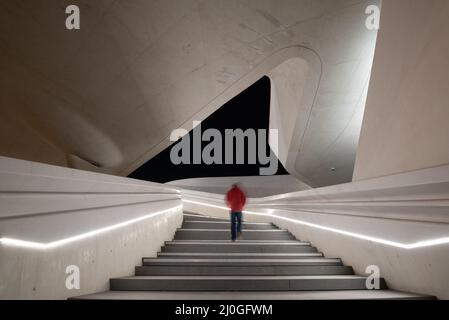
top-left (1, 1), bottom-right (379, 186)
top-left (354, 0), bottom-right (449, 181)
top-left (183, 164), bottom-right (449, 299)
top-left (0, 157), bottom-right (183, 299)
top-left (267, 57), bottom-right (310, 168)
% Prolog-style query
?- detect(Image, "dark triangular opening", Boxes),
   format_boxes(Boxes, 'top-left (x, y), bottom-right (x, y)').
top-left (129, 76), bottom-right (288, 183)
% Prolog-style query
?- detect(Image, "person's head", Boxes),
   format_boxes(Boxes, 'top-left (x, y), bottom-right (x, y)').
top-left (232, 182), bottom-right (240, 189)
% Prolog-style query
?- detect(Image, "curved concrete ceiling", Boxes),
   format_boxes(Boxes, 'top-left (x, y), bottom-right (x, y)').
top-left (0, 0), bottom-right (379, 187)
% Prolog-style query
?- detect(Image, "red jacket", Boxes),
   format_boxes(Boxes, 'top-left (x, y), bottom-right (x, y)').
top-left (225, 186), bottom-right (246, 212)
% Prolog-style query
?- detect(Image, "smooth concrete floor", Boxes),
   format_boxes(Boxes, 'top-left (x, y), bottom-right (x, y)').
top-left (73, 290), bottom-right (433, 300)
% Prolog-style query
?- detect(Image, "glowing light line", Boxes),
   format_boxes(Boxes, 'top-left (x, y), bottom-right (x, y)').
top-left (0, 205), bottom-right (182, 250)
top-left (183, 199), bottom-right (449, 249)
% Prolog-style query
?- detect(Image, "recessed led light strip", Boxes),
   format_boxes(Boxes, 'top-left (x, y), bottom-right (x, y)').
top-left (183, 199), bottom-right (449, 249)
top-left (0, 205), bottom-right (182, 250)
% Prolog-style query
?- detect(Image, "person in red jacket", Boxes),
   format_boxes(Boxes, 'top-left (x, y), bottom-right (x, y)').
top-left (225, 183), bottom-right (247, 241)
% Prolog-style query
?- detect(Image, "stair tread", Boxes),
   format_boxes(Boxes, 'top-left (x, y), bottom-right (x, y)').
top-left (144, 258), bottom-right (339, 263)
top-left (177, 229), bottom-right (288, 232)
top-left (73, 290), bottom-right (434, 300)
top-left (184, 221), bottom-right (272, 225)
top-left (183, 214), bottom-right (227, 221)
top-left (135, 265), bottom-right (354, 276)
top-left (166, 241), bottom-right (309, 245)
top-left (113, 275), bottom-right (366, 280)
top-left (156, 253), bottom-right (322, 256)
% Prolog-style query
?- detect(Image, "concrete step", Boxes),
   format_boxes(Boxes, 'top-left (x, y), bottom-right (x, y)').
top-left (166, 240), bottom-right (305, 244)
top-left (161, 243), bottom-right (317, 253)
top-left (142, 258), bottom-right (343, 266)
top-left (183, 214), bottom-right (227, 222)
top-left (72, 290), bottom-right (435, 300)
top-left (135, 265), bottom-right (353, 276)
top-left (182, 221), bottom-right (277, 230)
top-left (156, 252), bottom-right (324, 259)
top-left (110, 275), bottom-right (388, 291)
top-left (174, 229), bottom-right (295, 241)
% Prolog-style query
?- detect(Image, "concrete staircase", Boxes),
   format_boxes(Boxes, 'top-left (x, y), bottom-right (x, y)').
top-left (75, 213), bottom-right (433, 299)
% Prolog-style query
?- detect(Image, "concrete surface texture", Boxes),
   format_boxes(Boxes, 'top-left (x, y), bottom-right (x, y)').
top-left (354, 0), bottom-right (449, 181)
top-left (0, 156), bottom-right (183, 299)
top-left (0, 0), bottom-right (379, 187)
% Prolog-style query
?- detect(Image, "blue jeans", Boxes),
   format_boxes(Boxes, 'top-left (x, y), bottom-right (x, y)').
top-left (230, 211), bottom-right (242, 241)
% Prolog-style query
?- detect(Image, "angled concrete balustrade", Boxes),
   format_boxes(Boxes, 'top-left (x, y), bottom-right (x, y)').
top-left (0, 156), bottom-right (183, 299)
